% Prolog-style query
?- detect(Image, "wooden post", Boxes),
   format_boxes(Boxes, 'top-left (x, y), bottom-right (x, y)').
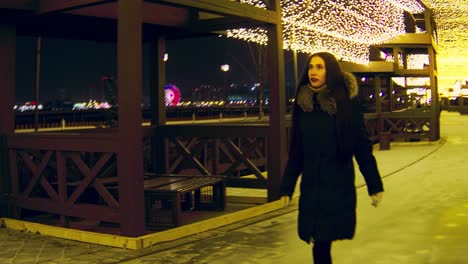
top-left (375, 75), bottom-right (382, 114)
top-left (0, 25), bottom-right (16, 134)
top-left (117, 0), bottom-right (145, 236)
top-left (149, 36), bottom-right (167, 174)
top-left (34, 36), bottom-right (42, 132)
top-left (389, 77), bottom-right (395, 112)
top-left (150, 36), bottom-right (167, 126)
top-left (375, 75), bottom-right (390, 150)
top-left (266, 0), bottom-right (286, 202)
top-left (428, 46), bottom-right (440, 140)
top-left (0, 25), bottom-right (16, 217)
top-left (292, 49), bottom-right (298, 92)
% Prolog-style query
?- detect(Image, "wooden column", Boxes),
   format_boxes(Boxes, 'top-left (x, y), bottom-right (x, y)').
top-left (375, 75), bottom-right (382, 114)
top-left (428, 46), bottom-right (440, 140)
top-left (389, 77), bottom-right (395, 112)
top-left (0, 25), bottom-right (16, 134)
top-left (150, 37), bottom-right (167, 126)
top-left (149, 36), bottom-right (167, 174)
top-left (117, 0), bottom-right (145, 236)
top-left (266, 0), bottom-right (286, 202)
top-left (0, 25), bottom-right (15, 217)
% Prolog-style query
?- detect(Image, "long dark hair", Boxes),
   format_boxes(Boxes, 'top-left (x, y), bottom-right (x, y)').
top-left (293, 52), bottom-right (354, 159)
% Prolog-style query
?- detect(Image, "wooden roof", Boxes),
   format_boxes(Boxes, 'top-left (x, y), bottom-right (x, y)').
top-left (0, 0), bottom-right (280, 41)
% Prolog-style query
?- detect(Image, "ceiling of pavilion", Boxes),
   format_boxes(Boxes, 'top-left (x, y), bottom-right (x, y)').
top-left (422, 0), bottom-right (468, 90)
top-left (229, 0), bottom-right (467, 91)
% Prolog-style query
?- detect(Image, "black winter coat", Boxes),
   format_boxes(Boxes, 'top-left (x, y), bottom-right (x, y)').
top-left (280, 74), bottom-right (384, 243)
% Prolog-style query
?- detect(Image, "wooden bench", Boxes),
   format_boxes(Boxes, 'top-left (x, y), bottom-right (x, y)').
top-left (144, 175), bottom-right (226, 230)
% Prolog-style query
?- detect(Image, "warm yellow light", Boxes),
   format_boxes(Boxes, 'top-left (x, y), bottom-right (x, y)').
top-left (422, 1), bottom-right (468, 90)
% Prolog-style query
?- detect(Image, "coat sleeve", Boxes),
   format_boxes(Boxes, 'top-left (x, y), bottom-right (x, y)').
top-left (279, 107), bottom-right (304, 198)
top-left (352, 100), bottom-right (384, 196)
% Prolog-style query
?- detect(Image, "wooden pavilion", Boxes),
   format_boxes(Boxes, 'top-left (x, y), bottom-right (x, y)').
top-left (0, 0), bottom-right (287, 237)
top-left (0, 0), bottom-right (441, 239)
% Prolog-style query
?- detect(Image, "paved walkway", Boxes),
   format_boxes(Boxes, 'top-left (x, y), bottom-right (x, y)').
top-left (1, 111), bottom-right (467, 263)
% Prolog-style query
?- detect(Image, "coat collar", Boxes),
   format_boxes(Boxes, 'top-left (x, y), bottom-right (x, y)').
top-left (296, 72), bottom-right (358, 115)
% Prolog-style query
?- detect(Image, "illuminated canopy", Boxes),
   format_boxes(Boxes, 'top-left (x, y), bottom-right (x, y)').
top-left (228, 0), bottom-right (425, 63)
top-left (422, 0), bottom-right (468, 89)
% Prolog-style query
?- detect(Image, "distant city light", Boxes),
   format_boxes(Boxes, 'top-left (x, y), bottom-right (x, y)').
top-left (73, 100), bottom-right (111, 110)
top-left (14, 102), bottom-right (44, 112)
top-left (165, 84), bottom-right (181, 106)
top-left (220, 64), bottom-right (230, 72)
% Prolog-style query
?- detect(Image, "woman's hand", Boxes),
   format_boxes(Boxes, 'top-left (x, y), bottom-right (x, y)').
top-left (370, 192), bottom-right (384, 207)
top-left (280, 195), bottom-right (291, 208)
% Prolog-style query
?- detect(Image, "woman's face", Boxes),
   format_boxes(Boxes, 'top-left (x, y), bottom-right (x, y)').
top-left (308, 56), bottom-right (327, 88)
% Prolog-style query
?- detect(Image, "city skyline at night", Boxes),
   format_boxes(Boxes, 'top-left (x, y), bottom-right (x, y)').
top-left (14, 35), bottom-right (305, 104)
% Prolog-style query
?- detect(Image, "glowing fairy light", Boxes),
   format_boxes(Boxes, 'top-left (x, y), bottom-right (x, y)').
top-left (407, 54), bottom-right (430, 69)
top-left (229, 0), bottom-right (425, 63)
top-left (226, 28), bottom-right (268, 45)
top-left (387, 0), bottom-right (425, 12)
top-left (421, 0), bottom-right (468, 89)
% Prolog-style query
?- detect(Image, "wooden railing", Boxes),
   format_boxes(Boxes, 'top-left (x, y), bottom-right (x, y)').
top-left (6, 132), bottom-right (120, 225)
top-left (3, 112), bottom-right (435, 230)
top-left (379, 111), bottom-right (432, 140)
top-left (146, 124), bottom-right (271, 188)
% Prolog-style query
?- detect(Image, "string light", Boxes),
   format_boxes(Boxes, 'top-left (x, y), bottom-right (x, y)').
top-left (228, 0), bottom-right (424, 63)
top-left (387, 0), bottom-right (425, 13)
top-left (421, 0), bottom-right (468, 89)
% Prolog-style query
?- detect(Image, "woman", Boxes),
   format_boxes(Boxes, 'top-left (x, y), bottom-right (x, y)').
top-left (279, 52), bottom-right (384, 264)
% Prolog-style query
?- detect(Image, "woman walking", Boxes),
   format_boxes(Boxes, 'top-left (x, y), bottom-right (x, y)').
top-left (280, 52), bottom-right (384, 264)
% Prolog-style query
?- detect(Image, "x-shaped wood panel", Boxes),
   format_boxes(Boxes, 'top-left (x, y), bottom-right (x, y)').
top-left (20, 150), bottom-right (57, 200)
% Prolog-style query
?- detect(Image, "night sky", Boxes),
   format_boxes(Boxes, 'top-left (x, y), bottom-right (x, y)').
top-left (15, 35), bottom-right (306, 104)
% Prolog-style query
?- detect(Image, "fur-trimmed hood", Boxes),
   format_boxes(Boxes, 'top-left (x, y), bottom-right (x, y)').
top-left (296, 72), bottom-right (358, 115)
top-left (343, 72), bottom-right (359, 98)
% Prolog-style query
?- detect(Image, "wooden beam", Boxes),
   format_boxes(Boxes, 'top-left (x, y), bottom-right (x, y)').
top-left (37, 0), bottom-right (114, 14)
top-left (0, 0), bottom-right (36, 10)
top-left (341, 61), bottom-right (394, 73)
top-left (15, 197), bottom-right (120, 223)
top-left (147, 0), bottom-right (279, 24)
top-left (193, 17), bottom-right (264, 32)
top-left (7, 133), bottom-right (119, 152)
top-left (374, 33), bottom-right (438, 53)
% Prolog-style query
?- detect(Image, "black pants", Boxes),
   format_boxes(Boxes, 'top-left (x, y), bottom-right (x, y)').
top-left (312, 241), bottom-right (332, 264)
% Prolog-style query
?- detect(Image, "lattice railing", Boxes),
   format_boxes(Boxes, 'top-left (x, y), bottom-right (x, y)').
top-left (3, 113), bottom-right (432, 227)
top-left (380, 112), bottom-right (432, 140)
top-left (165, 137), bottom-right (267, 177)
top-left (153, 124), bottom-right (270, 188)
top-left (7, 132), bottom-right (121, 225)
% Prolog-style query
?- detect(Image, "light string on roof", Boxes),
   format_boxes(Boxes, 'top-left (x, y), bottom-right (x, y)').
top-left (421, 0), bottom-right (468, 88)
top-left (386, 0), bottom-right (425, 13)
top-left (281, 0), bottom-right (406, 44)
top-left (227, 28), bottom-right (268, 45)
top-left (283, 24), bottom-right (371, 64)
top-left (228, 0), bottom-right (425, 63)
top-left (422, 0), bottom-right (468, 53)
